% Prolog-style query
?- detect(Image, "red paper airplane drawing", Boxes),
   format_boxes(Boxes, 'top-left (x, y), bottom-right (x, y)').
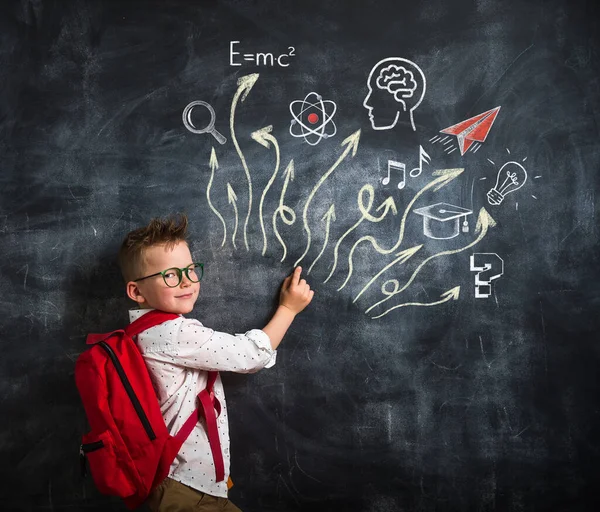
top-left (440, 106), bottom-right (501, 155)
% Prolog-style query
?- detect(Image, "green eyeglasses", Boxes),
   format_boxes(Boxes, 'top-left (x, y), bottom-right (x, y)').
top-left (134, 263), bottom-right (204, 288)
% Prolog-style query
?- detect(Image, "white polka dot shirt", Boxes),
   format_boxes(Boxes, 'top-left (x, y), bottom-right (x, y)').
top-left (129, 309), bottom-right (277, 498)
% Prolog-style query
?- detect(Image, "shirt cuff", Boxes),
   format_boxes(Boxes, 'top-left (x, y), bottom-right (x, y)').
top-left (245, 329), bottom-right (277, 368)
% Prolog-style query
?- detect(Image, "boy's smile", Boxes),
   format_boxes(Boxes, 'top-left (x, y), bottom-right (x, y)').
top-left (126, 241), bottom-right (200, 314)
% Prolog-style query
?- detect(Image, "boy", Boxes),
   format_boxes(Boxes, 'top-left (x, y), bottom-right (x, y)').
top-left (118, 214), bottom-right (313, 511)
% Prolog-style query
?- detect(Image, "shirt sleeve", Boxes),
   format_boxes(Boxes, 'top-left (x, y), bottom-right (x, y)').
top-left (161, 317), bottom-right (277, 373)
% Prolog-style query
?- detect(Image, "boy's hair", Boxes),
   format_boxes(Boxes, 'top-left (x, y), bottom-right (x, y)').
top-left (118, 213), bottom-right (189, 282)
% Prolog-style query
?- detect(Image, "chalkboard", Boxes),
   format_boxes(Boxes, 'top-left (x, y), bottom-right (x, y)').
top-left (1, 0), bottom-right (599, 510)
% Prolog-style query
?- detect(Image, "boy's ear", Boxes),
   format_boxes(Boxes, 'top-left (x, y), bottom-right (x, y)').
top-left (126, 281), bottom-right (147, 304)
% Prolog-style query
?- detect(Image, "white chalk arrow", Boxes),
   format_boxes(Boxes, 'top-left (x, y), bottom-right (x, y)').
top-left (226, 183), bottom-right (239, 250)
top-left (371, 286), bottom-right (460, 320)
top-left (272, 160), bottom-right (296, 262)
top-left (352, 168), bottom-right (465, 301)
top-left (324, 184), bottom-right (397, 284)
top-left (207, 147), bottom-right (227, 247)
top-left (365, 208), bottom-right (496, 314)
top-left (308, 204), bottom-right (336, 275)
top-left (252, 125), bottom-right (281, 256)
top-left (230, 73), bottom-right (259, 251)
top-left (294, 129), bottom-right (361, 267)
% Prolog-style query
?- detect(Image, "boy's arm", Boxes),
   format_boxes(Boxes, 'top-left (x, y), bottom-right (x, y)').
top-left (141, 267), bottom-right (312, 373)
top-left (262, 266), bottom-right (314, 350)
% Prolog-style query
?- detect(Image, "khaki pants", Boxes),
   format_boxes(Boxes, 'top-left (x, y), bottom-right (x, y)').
top-left (146, 477), bottom-right (242, 512)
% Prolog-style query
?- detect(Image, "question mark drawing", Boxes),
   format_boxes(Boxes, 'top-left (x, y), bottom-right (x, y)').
top-left (470, 253), bottom-right (504, 298)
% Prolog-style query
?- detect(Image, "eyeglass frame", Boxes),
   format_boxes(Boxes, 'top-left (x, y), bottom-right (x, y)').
top-left (133, 262), bottom-right (204, 288)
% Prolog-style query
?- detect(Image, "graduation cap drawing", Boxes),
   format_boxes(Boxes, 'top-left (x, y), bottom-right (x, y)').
top-left (413, 202), bottom-right (473, 239)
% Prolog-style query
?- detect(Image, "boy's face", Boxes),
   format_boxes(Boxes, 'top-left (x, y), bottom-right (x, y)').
top-left (126, 241), bottom-right (200, 314)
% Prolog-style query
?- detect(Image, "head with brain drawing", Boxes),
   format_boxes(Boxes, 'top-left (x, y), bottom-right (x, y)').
top-left (363, 58), bottom-right (426, 132)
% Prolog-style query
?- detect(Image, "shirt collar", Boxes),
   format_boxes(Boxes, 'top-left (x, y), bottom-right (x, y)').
top-left (128, 308), bottom-right (155, 323)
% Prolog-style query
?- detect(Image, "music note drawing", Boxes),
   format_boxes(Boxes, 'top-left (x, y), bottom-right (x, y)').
top-left (409, 145), bottom-right (431, 178)
top-left (382, 160), bottom-right (406, 189)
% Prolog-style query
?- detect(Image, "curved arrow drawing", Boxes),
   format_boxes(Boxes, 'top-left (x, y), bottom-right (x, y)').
top-left (351, 168), bottom-right (464, 301)
top-left (272, 160), bottom-right (296, 262)
top-left (252, 125), bottom-right (281, 256)
top-left (230, 73), bottom-right (259, 251)
top-left (308, 205), bottom-right (336, 275)
top-left (207, 147), bottom-right (227, 247)
top-left (371, 286), bottom-right (460, 319)
top-left (344, 242), bottom-right (422, 296)
top-left (364, 208), bottom-right (496, 314)
top-left (294, 130), bottom-right (361, 267)
top-left (342, 168), bottom-right (464, 293)
top-left (324, 184), bottom-right (397, 284)
top-left (226, 183), bottom-right (239, 250)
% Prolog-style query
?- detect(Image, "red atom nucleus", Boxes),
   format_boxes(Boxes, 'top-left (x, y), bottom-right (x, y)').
top-left (307, 113), bottom-right (319, 124)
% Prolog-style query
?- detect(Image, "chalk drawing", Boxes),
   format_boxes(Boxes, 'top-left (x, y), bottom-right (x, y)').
top-left (432, 107), bottom-right (501, 155)
top-left (294, 130), bottom-right (361, 266)
top-left (381, 160), bottom-right (406, 189)
top-left (289, 92), bottom-right (337, 146)
top-left (183, 100), bottom-right (227, 144)
top-left (364, 58), bottom-right (426, 131)
top-left (470, 253), bottom-right (504, 298)
top-left (487, 161), bottom-right (528, 206)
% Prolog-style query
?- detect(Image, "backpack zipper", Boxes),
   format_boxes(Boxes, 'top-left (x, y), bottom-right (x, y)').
top-left (98, 341), bottom-right (157, 441)
top-left (81, 441), bottom-right (104, 453)
top-left (80, 441), bottom-right (104, 477)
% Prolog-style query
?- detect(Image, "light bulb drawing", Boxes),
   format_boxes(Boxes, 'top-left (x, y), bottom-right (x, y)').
top-left (487, 161), bottom-right (528, 205)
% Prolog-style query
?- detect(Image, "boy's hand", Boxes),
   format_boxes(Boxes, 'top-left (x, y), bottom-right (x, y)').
top-left (263, 267), bottom-right (314, 350)
top-left (279, 266), bottom-right (314, 315)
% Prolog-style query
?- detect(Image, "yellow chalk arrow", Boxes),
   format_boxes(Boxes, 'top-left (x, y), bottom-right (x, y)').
top-left (364, 208), bottom-right (496, 313)
top-left (350, 244), bottom-right (423, 302)
top-left (308, 204), bottom-right (336, 275)
top-left (324, 184), bottom-right (397, 284)
top-left (278, 160), bottom-right (295, 224)
top-left (226, 183), bottom-right (239, 250)
top-left (344, 168), bottom-right (464, 293)
top-left (207, 147), bottom-right (227, 247)
top-left (371, 286), bottom-right (460, 320)
top-left (230, 73), bottom-right (259, 251)
top-left (294, 129), bottom-right (361, 267)
top-left (272, 160), bottom-right (296, 262)
top-left (252, 125), bottom-right (281, 256)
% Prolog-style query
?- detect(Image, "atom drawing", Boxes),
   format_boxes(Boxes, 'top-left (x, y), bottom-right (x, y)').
top-left (289, 92), bottom-right (337, 146)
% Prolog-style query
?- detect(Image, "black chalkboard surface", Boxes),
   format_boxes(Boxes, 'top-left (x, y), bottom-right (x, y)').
top-left (1, 0), bottom-right (599, 510)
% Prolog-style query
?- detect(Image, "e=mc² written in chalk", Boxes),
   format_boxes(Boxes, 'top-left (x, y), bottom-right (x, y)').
top-left (229, 41), bottom-right (296, 68)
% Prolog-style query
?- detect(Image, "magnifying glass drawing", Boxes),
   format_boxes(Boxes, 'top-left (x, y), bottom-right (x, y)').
top-left (182, 100), bottom-right (227, 145)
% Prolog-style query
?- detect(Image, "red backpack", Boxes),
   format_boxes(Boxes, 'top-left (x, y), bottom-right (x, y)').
top-left (75, 310), bottom-right (224, 510)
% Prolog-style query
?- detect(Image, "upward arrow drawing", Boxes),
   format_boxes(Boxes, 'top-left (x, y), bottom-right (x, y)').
top-left (294, 129), bottom-right (361, 267)
top-left (230, 73), bottom-right (260, 251)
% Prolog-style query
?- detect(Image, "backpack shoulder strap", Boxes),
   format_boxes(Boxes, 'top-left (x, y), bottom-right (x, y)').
top-left (125, 310), bottom-right (180, 338)
top-left (85, 311), bottom-right (179, 345)
top-left (174, 370), bottom-right (224, 481)
top-left (205, 370), bottom-right (218, 393)
top-left (124, 310), bottom-right (225, 481)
